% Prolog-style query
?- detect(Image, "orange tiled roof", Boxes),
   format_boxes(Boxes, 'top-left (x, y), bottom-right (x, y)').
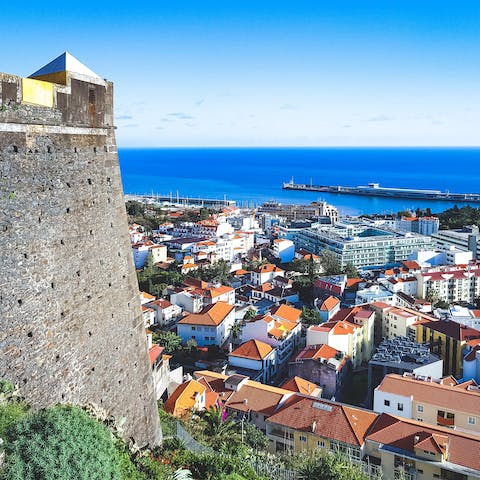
top-left (253, 263), bottom-right (284, 274)
top-left (281, 376), bottom-right (320, 396)
top-left (208, 285), bottom-right (234, 298)
top-left (376, 374), bottom-right (480, 415)
top-left (295, 344), bottom-right (339, 361)
top-left (319, 295), bottom-right (340, 311)
top-left (230, 339), bottom-right (273, 361)
top-left (331, 320), bottom-right (358, 335)
top-left (141, 291), bottom-right (155, 300)
top-left (194, 370), bottom-right (292, 416)
top-left (271, 304), bottom-right (302, 323)
top-left (164, 379), bottom-right (206, 417)
top-left (178, 301), bottom-right (234, 326)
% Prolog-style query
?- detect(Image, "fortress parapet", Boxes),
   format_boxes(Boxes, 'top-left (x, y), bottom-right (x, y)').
top-left (0, 53), bottom-right (161, 447)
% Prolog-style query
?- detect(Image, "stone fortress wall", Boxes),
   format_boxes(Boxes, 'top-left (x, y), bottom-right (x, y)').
top-left (0, 56), bottom-right (161, 446)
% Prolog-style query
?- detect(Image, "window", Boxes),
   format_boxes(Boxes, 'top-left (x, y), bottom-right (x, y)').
top-left (397, 403), bottom-right (404, 411)
top-left (384, 399), bottom-right (390, 407)
top-left (469, 416), bottom-right (476, 425)
top-left (299, 435), bottom-right (307, 443)
top-left (417, 418), bottom-right (424, 422)
top-left (417, 405), bottom-right (424, 413)
top-left (317, 440), bottom-right (325, 448)
top-left (191, 326), bottom-right (196, 331)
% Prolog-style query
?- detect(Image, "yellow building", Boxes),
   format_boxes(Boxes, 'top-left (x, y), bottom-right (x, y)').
top-left (414, 319), bottom-right (480, 377)
top-left (265, 396), bottom-right (378, 462)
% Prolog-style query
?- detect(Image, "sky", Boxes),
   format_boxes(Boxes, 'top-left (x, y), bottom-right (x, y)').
top-left (3, 1), bottom-right (480, 147)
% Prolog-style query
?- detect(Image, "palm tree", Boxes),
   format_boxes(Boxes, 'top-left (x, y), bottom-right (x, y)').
top-left (229, 321), bottom-right (243, 346)
top-left (197, 406), bottom-right (239, 450)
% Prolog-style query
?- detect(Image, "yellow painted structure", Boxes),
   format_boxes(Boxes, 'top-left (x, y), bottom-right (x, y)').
top-left (414, 325), bottom-right (465, 376)
top-left (22, 78), bottom-right (54, 107)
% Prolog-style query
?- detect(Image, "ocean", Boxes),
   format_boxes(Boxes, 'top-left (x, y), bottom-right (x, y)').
top-left (118, 147), bottom-right (480, 216)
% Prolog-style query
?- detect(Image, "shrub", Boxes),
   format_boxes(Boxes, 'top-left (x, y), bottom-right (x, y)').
top-left (1, 405), bottom-right (121, 480)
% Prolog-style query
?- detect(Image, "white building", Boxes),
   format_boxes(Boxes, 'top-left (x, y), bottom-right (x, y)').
top-left (272, 238), bottom-right (295, 263)
top-left (240, 305), bottom-right (302, 370)
top-left (228, 339), bottom-right (277, 383)
top-left (416, 265), bottom-right (480, 304)
top-left (177, 301), bottom-right (235, 347)
top-left (250, 263), bottom-right (285, 286)
top-left (146, 299), bottom-right (183, 327)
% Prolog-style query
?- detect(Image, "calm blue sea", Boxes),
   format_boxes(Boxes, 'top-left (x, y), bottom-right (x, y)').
top-left (118, 148), bottom-right (480, 216)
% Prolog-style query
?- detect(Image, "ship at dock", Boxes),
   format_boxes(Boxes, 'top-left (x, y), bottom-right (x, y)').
top-left (282, 179), bottom-right (480, 203)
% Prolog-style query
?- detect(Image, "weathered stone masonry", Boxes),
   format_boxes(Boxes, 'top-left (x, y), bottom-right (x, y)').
top-left (0, 60), bottom-right (161, 446)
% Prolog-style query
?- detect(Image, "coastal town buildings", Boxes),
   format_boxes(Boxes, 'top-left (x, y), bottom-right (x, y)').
top-left (177, 301), bottom-right (235, 347)
top-left (413, 319), bottom-right (480, 377)
top-left (288, 344), bottom-right (351, 400)
top-left (306, 306), bottom-right (375, 368)
top-left (293, 220), bottom-right (435, 268)
top-left (227, 339), bottom-right (277, 383)
top-left (374, 373), bottom-right (480, 434)
top-left (415, 264), bottom-right (480, 304)
top-left (367, 337), bottom-right (443, 404)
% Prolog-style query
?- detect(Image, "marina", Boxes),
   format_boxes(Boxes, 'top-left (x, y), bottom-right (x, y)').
top-left (282, 179), bottom-right (480, 204)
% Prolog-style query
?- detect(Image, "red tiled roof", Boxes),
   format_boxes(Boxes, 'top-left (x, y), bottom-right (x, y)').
top-left (423, 320), bottom-right (480, 342)
top-left (366, 414), bottom-right (480, 472)
top-left (268, 396), bottom-right (377, 447)
top-left (149, 344), bottom-right (164, 365)
top-left (230, 339), bottom-right (273, 361)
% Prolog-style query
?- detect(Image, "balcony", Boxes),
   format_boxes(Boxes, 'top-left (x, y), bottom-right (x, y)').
top-left (437, 415), bottom-right (455, 427)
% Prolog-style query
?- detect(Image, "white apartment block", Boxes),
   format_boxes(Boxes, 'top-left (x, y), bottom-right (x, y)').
top-left (416, 265), bottom-right (480, 304)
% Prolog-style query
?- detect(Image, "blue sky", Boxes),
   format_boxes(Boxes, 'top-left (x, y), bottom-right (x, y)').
top-left (3, 1), bottom-right (479, 146)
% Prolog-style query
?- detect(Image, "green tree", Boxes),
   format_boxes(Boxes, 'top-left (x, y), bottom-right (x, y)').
top-left (295, 450), bottom-right (371, 480)
top-left (319, 250), bottom-right (342, 276)
top-left (196, 406), bottom-right (239, 451)
top-left (126, 200), bottom-right (145, 217)
top-left (241, 423), bottom-right (268, 450)
top-left (425, 287), bottom-right (439, 304)
top-left (434, 300), bottom-right (450, 309)
top-left (153, 331), bottom-right (182, 354)
top-left (343, 262), bottom-right (359, 278)
top-left (243, 308), bottom-right (257, 320)
top-left (229, 322), bottom-right (243, 345)
top-left (301, 307), bottom-right (322, 326)
top-left (1, 405), bottom-right (121, 480)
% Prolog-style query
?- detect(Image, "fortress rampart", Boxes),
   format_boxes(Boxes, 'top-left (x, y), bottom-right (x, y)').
top-left (0, 55), bottom-right (161, 446)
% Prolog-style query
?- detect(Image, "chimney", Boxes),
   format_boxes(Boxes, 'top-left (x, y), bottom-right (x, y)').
top-left (311, 420), bottom-right (317, 432)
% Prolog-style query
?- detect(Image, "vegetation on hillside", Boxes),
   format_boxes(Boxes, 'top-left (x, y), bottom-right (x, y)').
top-left (0, 381), bottom-right (373, 480)
top-left (437, 205), bottom-right (480, 230)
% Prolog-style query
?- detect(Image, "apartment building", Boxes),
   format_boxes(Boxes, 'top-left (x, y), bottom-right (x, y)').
top-left (416, 265), bottom-right (480, 304)
top-left (413, 319), bottom-right (480, 377)
top-left (365, 414), bottom-right (480, 480)
top-left (374, 373), bottom-right (480, 434)
top-left (306, 306), bottom-right (375, 368)
top-left (294, 220), bottom-right (434, 268)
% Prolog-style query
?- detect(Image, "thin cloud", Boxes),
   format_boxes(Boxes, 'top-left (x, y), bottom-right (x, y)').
top-left (116, 114), bottom-right (133, 120)
top-left (165, 112), bottom-right (196, 120)
top-left (121, 124), bottom-right (139, 128)
top-left (195, 98), bottom-right (205, 106)
top-left (279, 103), bottom-right (299, 110)
top-left (366, 115), bottom-right (395, 122)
